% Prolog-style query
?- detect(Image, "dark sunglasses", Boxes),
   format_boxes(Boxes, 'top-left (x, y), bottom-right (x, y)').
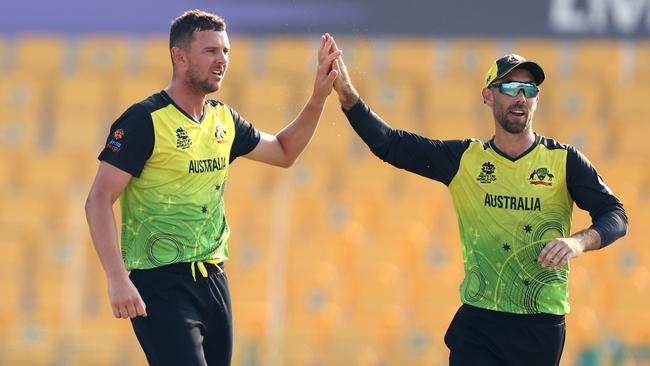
top-left (490, 82), bottom-right (540, 98)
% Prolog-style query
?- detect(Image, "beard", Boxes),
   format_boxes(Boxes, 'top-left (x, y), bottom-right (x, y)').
top-left (493, 104), bottom-right (533, 134)
top-left (186, 62), bottom-right (220, 95)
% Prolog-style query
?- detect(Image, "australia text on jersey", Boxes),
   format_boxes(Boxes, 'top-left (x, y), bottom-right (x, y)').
top-left (484, 193), bottom-right (541, 211)
top-left (188, 157), bottom-right (227, 174)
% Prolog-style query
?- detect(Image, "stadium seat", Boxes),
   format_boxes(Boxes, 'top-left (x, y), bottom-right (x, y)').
top-left (438, 38), bottom-right (501, 82)
top-left (0, 36), bottom-right (9, 74)
top-left (362, 76), bottom-right (428, 134)
top-left (139, 35), bottom-right (171, 76)
top-left (424, 78), bottom-right (490, 139)
top-left (255, 36), bottom-right (317, 78)
top-left (509, 38), bottom-right (560, 78)
top-left (567, 40), bottom-right (625, 85)
top-left (236, 74), bottom-right (297, 132)
top-left (51, 74), bottom-right (110, 154)
top-left (113, 73), bottom-right (169, 113)
top-left (225, 35), bottom-right (254, 79)
top-left (329, 36), bottom-right (373, 77)
top-left (76, 36), bottom-right (130, 75)
top-left (14, 35), bottom-right (66, 77)
top-left (372, 37), bottom-right (437, 80)
top-left (608, 84), bottom-right (650, 158)
top-left (631, 40), bottom-right (650, 83)
top-left (544, 79), bottom-right (610, 160)
top-left (0, 73), bottom-right (46, 153)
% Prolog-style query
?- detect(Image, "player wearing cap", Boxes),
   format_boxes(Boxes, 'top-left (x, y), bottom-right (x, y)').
top-left (328, 41), bottom-right (628, 365)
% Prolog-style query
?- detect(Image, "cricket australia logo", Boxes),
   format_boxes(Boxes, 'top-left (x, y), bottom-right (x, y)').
top-left (214, 124), bottom-right (228, 144)
top-left (529, 167), bottom-right (554, 186)
top-left (176, 127), bottom-right (192, 150)
top-left (476, 161), bottom-right (497, 184)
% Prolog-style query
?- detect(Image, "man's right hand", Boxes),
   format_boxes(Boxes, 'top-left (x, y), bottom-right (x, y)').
top-left (107, 274), bottom-right (147, 319)
top-left (328, 37), bottom-right (360, 110)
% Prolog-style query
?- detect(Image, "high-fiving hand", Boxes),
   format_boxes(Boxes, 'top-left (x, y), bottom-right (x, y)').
top-left (326, 35), bottom-right (360, 110)
top-left (312, 34), bottom-right (341, 101)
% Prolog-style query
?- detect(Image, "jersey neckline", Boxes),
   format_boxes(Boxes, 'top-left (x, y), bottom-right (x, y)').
top-left (160, 90), bottom-right (207, 125)
top-left (486, 134), bottom-right (541, 162)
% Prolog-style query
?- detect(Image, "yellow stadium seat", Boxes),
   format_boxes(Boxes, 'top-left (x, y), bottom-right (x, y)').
top-left (509, 39), bottom-right (560, 78)
top-left (425, 78), bottom-right (490, 139)
top-left (236, 75), bottom-right (296, 132)
top-left (113, 73), bottom-right (168, 113)
top-left (3, 337), bottom-right (58, 365)
top-left (631, 40), bottom-right (650, 82)
top-left (0, 72), bottom-right (46, 152)
top-left (330, 36), bottom-right (373, 76)
top-left (0, 36), bottom-right (7, 74)
top-left (76, 36), bottom-right (130, 75)
top-left (373, 37), bottom-right (437, 79)
top-left (609, 84), bottom-right (650, 115)
top-left (14, 35), bottom-right (66, 77)
top-left (298, 96), bottom-right (355, 162)
top-left (0, 73), bottom-right (47, 144)
top-left (225, 35), bottom-right (253, 79)
top-left (569, 40), bottom-right (625, 85)
top-left (0, 239), bottom-right (22, 333)
top-left (0, 109), bottom-right (39, 155)
top-left (543, 79), bottom-right (609, 160)
top-left (440, 38), bottom-right (502, 81)
top-left (608, 84), bottom-right (650, 158)
top-left (256, 36), bottom-right (317, 78)
top-left (362, 76), bottom-right (427, 134)
top-left (51, 74), bottom-right (110, 154)
top-left (139, 35), bottom-right (171, 75)
top-left (285, 263), bottom-right (344, 341)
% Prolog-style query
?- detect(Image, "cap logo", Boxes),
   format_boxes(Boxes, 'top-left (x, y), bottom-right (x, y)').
top-left (507, 55), bottom-right (520, 64)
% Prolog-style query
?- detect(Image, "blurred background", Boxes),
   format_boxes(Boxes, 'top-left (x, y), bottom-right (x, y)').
top-left (1, 0), bottom-right (649, 365)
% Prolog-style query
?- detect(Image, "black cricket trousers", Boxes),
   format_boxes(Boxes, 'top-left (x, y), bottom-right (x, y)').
top-left (445, 304), bottom-right (566, 366)
top-left (129, 262), bottom-right (233, 366)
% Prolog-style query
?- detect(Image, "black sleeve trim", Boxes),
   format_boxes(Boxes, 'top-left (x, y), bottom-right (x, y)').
top-left (566, 146), bottom-right (628, 247)
top-left (590, 210), bottom-right (628, 248)
top-left (229, 106), bottom-right (261, 163)
top-left (343, 98), bottom-right (469, 185)
top-left (98, 103), bottom-right (155, 177)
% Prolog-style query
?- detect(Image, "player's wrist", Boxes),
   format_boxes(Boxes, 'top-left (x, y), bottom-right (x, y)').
top-left (339, 86), bottom-right (359, 110)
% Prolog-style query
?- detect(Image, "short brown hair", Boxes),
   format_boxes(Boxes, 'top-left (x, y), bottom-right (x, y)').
top-left (169, 9), bottom-right (226, 50)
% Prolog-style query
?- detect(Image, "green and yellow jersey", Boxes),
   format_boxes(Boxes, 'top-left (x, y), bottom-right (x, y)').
top-left (344, 99), bottom-right (627, 315)
top-left (99, 91), bottom-right (260, 270)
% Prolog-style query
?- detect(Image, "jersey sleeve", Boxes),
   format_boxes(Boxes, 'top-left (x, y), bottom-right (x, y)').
top-left (566, 146), bottom-right (628, 247)
top-left (228, 107), bottom-right (261, 163)
top-left (98, 103), bottom-right (154, 177)
top-left (343, 98), bottom-right (470, 185)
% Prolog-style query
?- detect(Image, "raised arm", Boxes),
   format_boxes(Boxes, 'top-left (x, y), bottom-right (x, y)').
top-left (329, 36), bottom-right (468, 185)
top-left (243, 34), bottom-right (340, 167)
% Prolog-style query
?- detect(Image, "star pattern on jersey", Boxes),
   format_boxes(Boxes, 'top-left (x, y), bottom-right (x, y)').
top-left (201, 206), bottom-right (208, 214)
top-left (523, 279), bottom-right (530, 287)
top-left (523, 224), bottom-right (532, 233)
top-left (165, 197), bottom-right (174, 210)
top-left (502, 243), bottom-right (511, 252)
top-left (215, 184), bottom-right (221, 191)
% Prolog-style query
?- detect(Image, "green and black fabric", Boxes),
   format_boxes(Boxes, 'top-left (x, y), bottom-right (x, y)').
top-left (343, 99), bottom-right (627, 315)
top-left (99, 91), bottom-right (260, 270)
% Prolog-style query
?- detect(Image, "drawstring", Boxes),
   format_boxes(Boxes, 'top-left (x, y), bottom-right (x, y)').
top-left (190, 259), bottom-right (223, 281)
